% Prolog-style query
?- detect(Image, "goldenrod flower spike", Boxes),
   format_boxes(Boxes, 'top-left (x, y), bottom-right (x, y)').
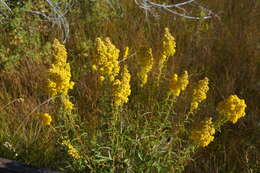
top-left (62, 97), bottom-right (74, 111)
top-left (137, 47), bottom-right (154, 87)
top-left (52, 39), bottom-right (67, 64)
top-left (190, 117), bottom-right (215, 147)
top-left (217, 95), bottom-right (246, 124)
top-left (47, 39), bottom-right (74, 111)
top-left (158, 27), bottom-right (176, 78)
top-left (190, 77), bottom-right (209, 111)
top-left (61, 140), bottom-right (81, 159)
top-left (47, 39), bottom-right (74, 97)
top-left (161, 28), bottom-right (176, 58)
top-left (36, 113), bottom-right (52, 126)
top-left (112, 65), bottom-right (131, 107)
top-left (169, 71), bottom-right (189, 96)
top-left (179, 71), bottom-right (189, 90)
top-left (92, 37), bottom-right (120, 82)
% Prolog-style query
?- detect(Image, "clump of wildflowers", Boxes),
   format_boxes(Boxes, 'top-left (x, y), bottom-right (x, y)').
top-left (217, 95), bottom-right (246, 124)
top-left (158, 27), bottom-right (176, 76)
top-left (47, 39), bottom-right (74, 111)
top-left (35, 113), bottom-right (52, 126)
top-left (137, 47), bottom-right (154, 87)
top-left (190, 77), bottom-right (209, 111)
top-left (169, 71), bottom-right (189, 96)
top-left (190, 117), bottom-right (215, 147)
top-left (61, 140), bottom-right (81, 159)
top-left (91, 37), bottom-right (120, 82)
top-left (112, 65), bottom-right (131, 107)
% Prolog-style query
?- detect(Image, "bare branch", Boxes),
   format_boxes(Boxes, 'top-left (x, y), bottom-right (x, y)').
top-left (0, 0), bottom-right (12, 13)
top-left (147, 0), bottom-right (195, 8)
top-left (163, 6), bottom-right (211, 20)
top-left (0, 0), bottom-right (70, 43)
top-left (135, 0), bottom-right (218, 20)
top-left (44, 0), bottom-right (70, 43)
top-left (0, 0), bottom-right (12, 19)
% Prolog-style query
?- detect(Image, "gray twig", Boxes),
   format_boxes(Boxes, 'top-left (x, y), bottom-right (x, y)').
top-left (44, 0), bottom-right (70, 43)
top-left (135, 0), bottom-right (218, 20)
top-left (0, 0), bottom-right (70, 43)
top-left (0, 0), bottom-right (12, 13)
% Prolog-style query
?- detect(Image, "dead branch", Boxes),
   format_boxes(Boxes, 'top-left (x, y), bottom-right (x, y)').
top-left (134, 0), bottom-right (218, 20)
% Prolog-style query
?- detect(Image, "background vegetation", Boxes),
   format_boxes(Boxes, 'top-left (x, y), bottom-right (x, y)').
top-left (0, 0), bottom-right (259, 172)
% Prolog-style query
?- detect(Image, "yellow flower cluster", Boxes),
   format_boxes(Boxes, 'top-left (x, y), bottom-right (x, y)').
top-left (47, 39), bottom-right (74, 110)
top-left (47, 64), bottom-right (74, 96)
top-left (137, 47), bottom-right (154, 87)
top-left (169, 71), bottom-right (189, 96)
top-left (190, 77), bottom-right (209, 111)
top-left (158, 28), bottom-right (176, 73)
top-left (92, 37), bottom-right (120, 82)
top-left (161, 27), bottom-right (176, 57)
top-left (61, 140), bottom-right (81, 159)
top-left (190, 117), bottom-right (215, 147)
top-left (35, 113), bottom-right (52, 126)
top-left (217, 95), bottom-right (246, 124)
top-left (112, 65), bottom-right (131, 107)
top-left (62, 97), bottom-right (74, 111)
top-left (47, 39), bottom-right (74, 96)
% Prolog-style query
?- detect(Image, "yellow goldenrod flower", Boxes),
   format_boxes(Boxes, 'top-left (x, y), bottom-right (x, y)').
top-left (169, 71), bottom-right (189, 96)
top-left (179, 71), bottom-right (189, 90)
top-left (46, 39), bottom-right (74, 110)
top-left (99, 76), bottom-right (105, 82)
top-left (190, 117), bottom-right (215, 147)
top-left (190, 77), bottom-right (209, 111)
top-left (52, 39), bottom-right (67, 65)
top-left (36, 113), bottom-right (52, 126)
top-left (161, 28), bottom-right (176, 58)
top-left (47, 39), bottom-right (74, 96)
top-left (112, 65), bottom-right (131, 107)
top-left (62, 97), bottom-right (74, 111)
top-left (123, 47), bottom-right (129, 59)
top-left (170, 74), bottom-right (179, 96)
top-left (92, 65), bottom-right (97, 71)
top-left (137, 47), bottom-right (154, 87)
top-left (190, 101), bottom-right (199, 111)
top-left (92, 37), bottom-right (120, 82)
top-left (47, 64), bottom-right (74, 96)
top-left (217, 95), bottom-right (246, 124)
top-left (61, 140), bottom-right (81, 159)
top-left (158, 28), bottom-right (176, 75)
